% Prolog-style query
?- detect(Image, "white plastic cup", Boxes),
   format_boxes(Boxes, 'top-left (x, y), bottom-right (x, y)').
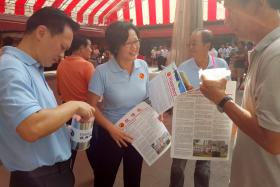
top-left (199, 68), bottom-right (231, 80)
top-left (69, 117), bottom-right (94, 151)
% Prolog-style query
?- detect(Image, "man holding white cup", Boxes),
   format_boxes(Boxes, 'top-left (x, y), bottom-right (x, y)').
top-left (200, 0), bottom-right (280, 186)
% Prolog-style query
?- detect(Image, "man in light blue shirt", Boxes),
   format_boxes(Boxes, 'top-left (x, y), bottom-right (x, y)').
top-left (169, 29), bottom-right (228, 187)
top-left (0, 7), bottom-right (95, 187)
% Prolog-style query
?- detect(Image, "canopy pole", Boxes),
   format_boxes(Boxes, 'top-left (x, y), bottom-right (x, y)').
top-left (169, 0), bottom-right (203, 66)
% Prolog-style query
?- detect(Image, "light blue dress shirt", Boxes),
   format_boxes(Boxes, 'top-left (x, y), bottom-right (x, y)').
top-left (0, 47), bottom-right (71, 171)
top-left (178, 55), bottom-right (229, 89)
top-left (89, 57), bottom-right (149, 124)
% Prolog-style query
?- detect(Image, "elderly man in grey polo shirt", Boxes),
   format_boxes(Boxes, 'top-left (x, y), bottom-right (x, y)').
top-left (200, 0), bottom-right (280, 187)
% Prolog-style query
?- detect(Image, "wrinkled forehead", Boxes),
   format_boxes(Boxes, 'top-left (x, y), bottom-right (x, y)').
top-left (190, 32), bottom-right (202, 42)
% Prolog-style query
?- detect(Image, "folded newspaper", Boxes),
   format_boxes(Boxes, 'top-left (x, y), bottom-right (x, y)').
top-left (148, 63), bottom-right (187, 114)
top-left (115, 102), bottom-right (171, 166)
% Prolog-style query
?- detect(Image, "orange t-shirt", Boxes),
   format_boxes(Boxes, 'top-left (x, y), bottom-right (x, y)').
top-left (56, 56), bottom-right (95, 102)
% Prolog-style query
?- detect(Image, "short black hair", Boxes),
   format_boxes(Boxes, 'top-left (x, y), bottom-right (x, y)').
top-left (65, 34), bottom-right (91, 56)
top-left (268, 0), bottom-right (280, 9)
top-left (238, 0), bottom-right (280, 9)
top-left (2, 36), bottom-right (14, 46)
top-left (26, 7), bottom-right (80, 35)
top-left (105, 21), bottom-right (140, 57)
top-left (193, 28), bottom-right (214, 45)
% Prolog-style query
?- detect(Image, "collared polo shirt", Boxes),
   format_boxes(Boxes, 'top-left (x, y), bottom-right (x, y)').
top-left (178, 55), bottom-right (228, 89)
top-left (88, 57), bottom-right (149, 124)
top-left (0, 46), bottom-right (71, 171)
top-left (230, 27), bottom-right (280, 187)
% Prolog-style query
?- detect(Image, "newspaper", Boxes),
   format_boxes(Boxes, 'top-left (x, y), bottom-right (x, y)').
top-left (148, 63), bottom-right (186, 114)
top-left (115, 102), bottom-right (171, 166)
top-left (171, 81), bottom-right (236, 161)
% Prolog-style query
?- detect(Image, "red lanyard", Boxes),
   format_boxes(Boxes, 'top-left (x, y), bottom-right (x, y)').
top-left (210, 55), bottom-right (216, 68)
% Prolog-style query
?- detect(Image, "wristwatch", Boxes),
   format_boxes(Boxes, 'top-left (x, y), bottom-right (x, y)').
top-left (217, 95), bottom-right (233, 113)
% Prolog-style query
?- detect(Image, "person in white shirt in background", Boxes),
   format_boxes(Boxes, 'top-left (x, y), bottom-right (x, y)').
top-left (209, 45), bottom-right (218, 57)
top-left (218, 44), bottom-right (226, 59)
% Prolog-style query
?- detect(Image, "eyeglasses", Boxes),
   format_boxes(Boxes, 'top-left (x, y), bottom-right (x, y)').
top-left (124, 39), bottom-right (141, 47)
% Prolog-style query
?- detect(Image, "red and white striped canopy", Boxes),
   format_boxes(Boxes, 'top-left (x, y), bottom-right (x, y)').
top-left (0, 0), bottom-right (225, 26)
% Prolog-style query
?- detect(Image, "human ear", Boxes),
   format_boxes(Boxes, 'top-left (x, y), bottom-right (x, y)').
top-left (35, 25), bottom-right (48, 41)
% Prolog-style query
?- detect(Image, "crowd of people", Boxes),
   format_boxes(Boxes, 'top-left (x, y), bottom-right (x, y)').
top-left (87, 44), bottom-right (111, 67)
top-left (0, 0), bottom-right (280, 187)
top-left (216, 41), bottom-right (254, 89)
top-left (150, 45), bottom-right (170, 70)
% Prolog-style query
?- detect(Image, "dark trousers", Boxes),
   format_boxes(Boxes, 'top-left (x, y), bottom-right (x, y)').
top-left (10, 160), bottom-right (74, 187)
top-left (170, 158), bottom-right (210, 187)
top-left (86, 124), bottom-right (143, 187)
top-left (157, 56), bottom-right (166, 70)
top-left (65, 117), bottom-right (77, 170)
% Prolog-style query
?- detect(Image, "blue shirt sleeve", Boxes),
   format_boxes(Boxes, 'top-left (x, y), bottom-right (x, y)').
top-left (0, 67), bottom-right (42, 130)
top-left (88, 67), bottom-right (105, 96)
top-left (217, 58), bottom-right (229, 69)
top-left (144, 61), bottom-right (150, 99)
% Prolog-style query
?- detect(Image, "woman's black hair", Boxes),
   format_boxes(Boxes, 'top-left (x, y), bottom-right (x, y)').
top-left (105, 21), bottom-right (140, 57)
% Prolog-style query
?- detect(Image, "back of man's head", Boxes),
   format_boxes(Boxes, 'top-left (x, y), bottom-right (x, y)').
top-left (234, 0), bottom-right (280, 9)
top-left (197, 29), bottom-right (213, 44)
top-left (26, 7), bottom-right (80, 35)
top-left (268, 0), bottom-right (280, 9)
top-left (66, 34), bottom-right (90, 56)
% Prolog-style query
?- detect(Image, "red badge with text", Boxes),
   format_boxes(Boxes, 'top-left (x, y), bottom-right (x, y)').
top-left (138, 73), bottom-right (145, 80)
top-left (119, 122), bottom-right (125, 128)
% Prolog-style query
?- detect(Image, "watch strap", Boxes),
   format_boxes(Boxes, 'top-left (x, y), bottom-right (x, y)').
top-left (218, 95), bottom-right (233, 109)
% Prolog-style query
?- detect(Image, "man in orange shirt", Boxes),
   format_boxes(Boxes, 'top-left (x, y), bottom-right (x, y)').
top-left (57, 34), bottom-right (94, 102)
top-left (56, 34), bottom-right (95, 169)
